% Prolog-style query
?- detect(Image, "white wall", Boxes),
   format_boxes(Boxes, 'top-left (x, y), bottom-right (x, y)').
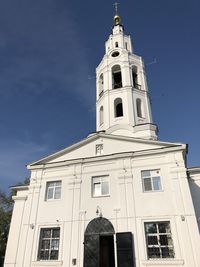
top-left (5, 147), bottom-right (200, 267)
top-left (188, 168), bottom-right (200, 231)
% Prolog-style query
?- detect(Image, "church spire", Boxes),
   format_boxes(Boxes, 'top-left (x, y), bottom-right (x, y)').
top-left (113, 2), bottom-right (121, 26)
top-left (112, 2), bottom-right (124, 35)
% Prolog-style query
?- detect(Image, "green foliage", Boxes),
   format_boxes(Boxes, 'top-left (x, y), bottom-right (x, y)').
top-left (0, 190), bottom-right (13, 266)
top-left (13, 177), bottom-right (30, 187)
top-left (0, 177), bottom-right (30, 265)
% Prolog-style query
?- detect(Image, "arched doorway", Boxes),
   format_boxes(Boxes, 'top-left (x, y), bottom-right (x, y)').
top-left (84, 217), bottom-right (115, 267)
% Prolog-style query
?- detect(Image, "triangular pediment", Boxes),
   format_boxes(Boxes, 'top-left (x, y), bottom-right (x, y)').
top-left (28, 133), bottom-right (184, 168)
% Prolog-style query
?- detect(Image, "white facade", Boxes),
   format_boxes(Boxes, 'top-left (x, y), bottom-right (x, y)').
top-left (188, 167), bottom-right (200, 231)
top-left (4, 11), bottom-right (200, 267)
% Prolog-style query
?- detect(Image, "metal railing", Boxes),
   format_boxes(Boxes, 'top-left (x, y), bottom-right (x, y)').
top-left (113, 82), bottom-right (122, 89)
top-left (134, 83), bottom-right (141, 90)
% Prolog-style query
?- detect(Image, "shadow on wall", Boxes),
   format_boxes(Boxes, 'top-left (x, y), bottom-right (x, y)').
top-left (189, 178), bottom-right (200, 233)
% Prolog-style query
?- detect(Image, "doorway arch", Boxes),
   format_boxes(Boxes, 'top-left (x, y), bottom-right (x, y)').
top-left (84, 217), bottom-right (115, 267)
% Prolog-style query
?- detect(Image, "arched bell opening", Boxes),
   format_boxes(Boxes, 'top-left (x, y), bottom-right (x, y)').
top-left (112, 65), bottom-right (122, 89)
top-left (114, 98), bottom-right (123, 118)
top-left (132, 65), bottom-right (141, 90)
top-left (84, 217), bottom-right (115, 267)
top-left (98, 73), bottom-right (104, 98)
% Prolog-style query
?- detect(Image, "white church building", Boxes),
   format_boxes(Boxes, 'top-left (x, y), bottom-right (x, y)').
top-left (4, 8), bottom-right (200, 267)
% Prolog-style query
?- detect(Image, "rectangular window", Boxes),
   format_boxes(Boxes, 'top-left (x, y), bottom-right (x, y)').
top-left (96, 144), bottom-right (103, 155)
top-left (46, 181), bottom-right (62, 200)
top-left (38, 228), bottom-right (60, 261)
top-left (141, 170), bottom-right (162, 192)
top-left (145, 221), bottom-right (174, 259)
top-left (92, 176), bottom-right (109, 197)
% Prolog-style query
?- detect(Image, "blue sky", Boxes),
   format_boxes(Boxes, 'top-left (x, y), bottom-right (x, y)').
top-left (0, 0), bottom-right (200, 191)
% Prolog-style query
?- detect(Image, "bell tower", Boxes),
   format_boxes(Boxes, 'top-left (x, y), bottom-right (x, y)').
top-left (96, 6), bottom-right (158, 140)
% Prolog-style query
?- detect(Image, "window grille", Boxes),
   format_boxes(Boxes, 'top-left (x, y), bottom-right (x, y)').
top-left (145, 222), bottom-right (174, 259)
top-left (38, 228), bottom-right (60, 260)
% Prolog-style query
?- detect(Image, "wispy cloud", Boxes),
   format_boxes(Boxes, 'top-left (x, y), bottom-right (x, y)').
top-left (0, 1), bottom-right (96, 192)
top-left (0, 0), bottom-right (94, 105)
top-left (0, 138), bottom-right (49, 192)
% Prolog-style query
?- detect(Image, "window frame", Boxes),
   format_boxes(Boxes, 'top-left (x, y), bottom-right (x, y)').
top-left (141, 169), bottom-right (162, 192)
top-left (136, 98), bottom-right (144, 118)
top-left (132, 65), bottom-right (141, 89)
top-left (99, 106), bottom-right (104, 126)
top-left (92, 175), bottom-right (110, 197)
top-left (37, 227), bottom-right (60, 261)
top-left (144, 221), bottom-right (175, 259)
top-left (114, 97), bottom-right (123, 118)
top-left (98, 73), bottom-right (104, 98)
top-left (112, 64), bottom-right (122, 89)
top-left (45, 180), bottom-right (62, 201)
top-left (96, 144), bottom-right (104, 155)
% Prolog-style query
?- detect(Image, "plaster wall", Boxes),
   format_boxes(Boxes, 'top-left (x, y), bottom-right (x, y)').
top-left (48, 137), bottom-right (165, 163)
top-left (4, 149), bottom-right (200, 267)
top-left (188, 169), bottom-right (200, 231)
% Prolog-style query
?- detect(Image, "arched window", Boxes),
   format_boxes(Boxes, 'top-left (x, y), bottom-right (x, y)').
top-left (132, 66), bottom-right (138, 88)
top-left (99, 73), bottom-right (104, 97)
top-left (115, 42), bottom-right (119, 47)
top-left (136, 98), bottom-right (143, 118)
top-left (112, 65), bottom-right (122, 89)
top-left (114, 98), bottom-right (123, 117)
top-left (100, 106), bottom-right (104, 125)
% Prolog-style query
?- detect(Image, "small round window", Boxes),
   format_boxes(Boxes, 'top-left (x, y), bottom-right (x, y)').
top-left (111, 51), bottom-right (120, 57)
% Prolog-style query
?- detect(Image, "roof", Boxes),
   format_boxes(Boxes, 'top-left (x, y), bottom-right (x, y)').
top-left (27, 132), bottom-right (186, 169)
top-left (187, 166), bottom-right (200, 174)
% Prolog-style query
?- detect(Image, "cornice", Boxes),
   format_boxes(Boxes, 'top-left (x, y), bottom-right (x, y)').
top-left (187, 166), bottom-right (200, 174)
top-left (28, 144), bottom-right (185, 171)
top-left (27, 131), bottom-right (186, 169)
top-left (12, 195), bottom-right (28, 201)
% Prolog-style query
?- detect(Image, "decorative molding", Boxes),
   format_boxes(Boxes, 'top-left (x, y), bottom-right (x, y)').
top-left (118, 171), bottom-right (133, 180)
top-left (68, 178), bottom-right (82, 185)
top-left (142, 259), bottom-right (184, 266)
top-left (28, 132), bottom-right (186, 169)
top-left (12, 196), bottom-right (27, 201)
top-left (32, 145), bottom-right (184, 170)
top-left (32, 260), bottom-right (63, 266)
